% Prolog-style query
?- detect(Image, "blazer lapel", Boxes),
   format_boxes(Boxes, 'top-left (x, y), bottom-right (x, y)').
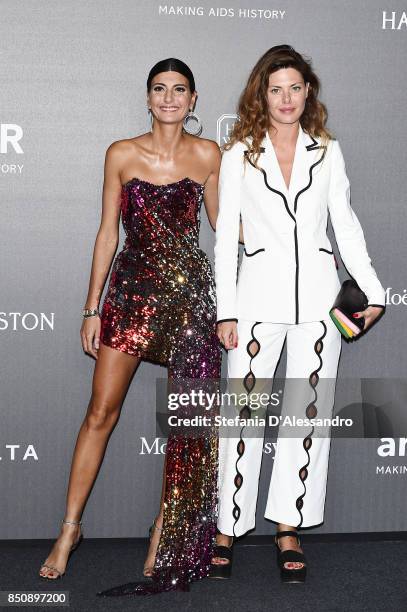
top-left (291, 127), bottom-right (326, 213)
top-left (251, 133), bottom-right (294, 221)
top-left (261, 126), bottom-right (317, 216)
top-left (261, 131), bottom-right (289, 199)
top-left (288, 126), bottom-right (311, 203)
top-left (246, 126), bottom-right (325, 220)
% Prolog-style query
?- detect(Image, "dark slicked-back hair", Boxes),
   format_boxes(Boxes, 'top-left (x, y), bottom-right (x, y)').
top-left (147, 58), bottom-right (196, 92)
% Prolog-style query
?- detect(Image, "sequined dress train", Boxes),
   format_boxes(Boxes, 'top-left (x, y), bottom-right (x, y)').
top-left (97, 176), bottom-right (221, 596)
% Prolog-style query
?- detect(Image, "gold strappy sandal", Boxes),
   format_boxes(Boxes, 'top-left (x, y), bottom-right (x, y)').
top-left (39, 519), bottom-right (83, 580)
top-left (143, 518), bottom-right (162, 577)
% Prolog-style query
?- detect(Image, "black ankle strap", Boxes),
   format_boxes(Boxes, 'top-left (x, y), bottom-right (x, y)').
top-left (275, 530), bottom-right (299, 540)
top-left (213, 545), bottom-right (233, 561)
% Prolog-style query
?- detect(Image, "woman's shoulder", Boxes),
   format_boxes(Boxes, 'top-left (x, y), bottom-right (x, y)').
top-left (189, 135), bottom-right (221, 159)
top-left (221, 139), bottom-right (247, 159)
top-left (304, 132), bottom-right (344, 163)
top-left (323, 136), bottom-right (346, 163)
top-left (105, 135), bottom-right (148, 159)
top-left (311, 135), bottom-right (348, 175)
top-left (182, 136), bottom-right (221, 176)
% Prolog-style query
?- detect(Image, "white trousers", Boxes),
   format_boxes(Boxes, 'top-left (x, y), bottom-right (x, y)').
top-left (217, 318), bottom-right (342, 536)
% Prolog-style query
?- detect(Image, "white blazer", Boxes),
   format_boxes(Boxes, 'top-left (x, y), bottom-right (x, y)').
top-left (214, 126), bottom-right (385, 324)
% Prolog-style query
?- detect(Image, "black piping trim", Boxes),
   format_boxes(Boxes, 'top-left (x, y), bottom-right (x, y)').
top-left (244, 151), bottom-right (295, 223)
top-left (319, 247), bottom-right (334, 255)
top-left (232, 321), bottom-right (262, 537)
top-left (232, 440), bottom-right (244, 534)
top-left (294, 225), bottom-right (299, 324)
top-left (244, 149), bottom-right (298, 323)
top-left (305, 135), bottom-right (319, 150)
top-left (293, 147), bottom-right (326, 321)
top-left (293, 147), bottom-right (326, 214)
top-left (306, 135), bottom-right (327, 151)
top-left (217, 318), bottom-right (238, 324)
top-left (244, 144), bottom-right (326, 324)
top-left (242, 322), bottom-right (261, 395)
top-left (244, 247), bottom-right (265, 257)
top-left (367, 304), bottom-right (386, 310)
top-left (295, 321), bottom-right (327, 529)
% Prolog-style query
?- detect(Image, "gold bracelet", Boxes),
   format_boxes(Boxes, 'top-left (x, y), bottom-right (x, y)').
top-left (82, 308), bottom-right (99, 318)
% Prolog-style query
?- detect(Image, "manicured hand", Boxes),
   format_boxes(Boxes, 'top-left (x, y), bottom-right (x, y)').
top-left (352, 305), bottom-right (385, 332)
top-left (80, 316), bottom-right (101, 359)
top-left (217, 321), bottom-right (238, 350)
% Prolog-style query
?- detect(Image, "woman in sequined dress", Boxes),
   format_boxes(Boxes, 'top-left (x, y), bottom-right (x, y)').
top-left (38, 58), bottom-right (222, 595)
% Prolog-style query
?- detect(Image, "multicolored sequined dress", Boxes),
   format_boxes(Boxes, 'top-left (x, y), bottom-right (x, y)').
top-left (97, 176), bottom-right (221, 596)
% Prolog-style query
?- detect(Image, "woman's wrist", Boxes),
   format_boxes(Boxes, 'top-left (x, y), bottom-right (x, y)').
top-left (82, 307), bottom-right (100, 318)
top-left (83, 297), bottom-right (100, 310)
top-left (82, 297), bottom-right (100, 318)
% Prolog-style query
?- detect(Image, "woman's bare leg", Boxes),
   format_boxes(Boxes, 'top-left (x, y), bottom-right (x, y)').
top-left (142, 452), bottom-right (167, 576)
top-left (39, 343), bottom-right (141, 578)
top-left (142, 369), bottom-right (174, 575)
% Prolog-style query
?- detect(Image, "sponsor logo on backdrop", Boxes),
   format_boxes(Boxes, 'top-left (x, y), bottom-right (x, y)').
top-left (0, 312), bottom-right (55, 331)
top-left (376, 437), bottom-right (407, 475)
top-left (0, 123), bottom-right (24, 177)
top-left (217, 114), bottom-right (237, 146)
top-left (158, 5), bottom-right (286, 19)
top-left (140, 437), bottom-right (277, 459)
top-left (263, 441), bottom-right (277, 459)
top-left (140, 437), bottom-right (167, 454)
top-left (385, 288), bottom-right (407, 306)
top-left (0, 445), bottom-right (38, 461)
top-left (382, 11), bottom-right (407, 29)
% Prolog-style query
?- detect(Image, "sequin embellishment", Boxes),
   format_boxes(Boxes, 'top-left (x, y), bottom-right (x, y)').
top-left (97, 177), bottom-right (221, 596)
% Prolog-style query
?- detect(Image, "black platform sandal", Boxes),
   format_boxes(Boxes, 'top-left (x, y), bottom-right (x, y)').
top-left (209, 542), bottom-right (233, 579)
top-left (275, 530), bottom-right (307, 583)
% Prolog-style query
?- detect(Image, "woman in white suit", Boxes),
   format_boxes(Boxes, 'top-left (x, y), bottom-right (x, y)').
top-left (210, 45), bottom-right (385, 582)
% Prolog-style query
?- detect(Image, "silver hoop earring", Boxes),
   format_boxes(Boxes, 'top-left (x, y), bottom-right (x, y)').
top-left (183, 110), bottom-right (202, 136)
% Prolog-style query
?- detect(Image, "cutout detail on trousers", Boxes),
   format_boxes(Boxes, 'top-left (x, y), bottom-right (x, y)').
top-left (295, 321), bottom-right (327, 528)
top-left (232, 322), bottom-right (261, 536)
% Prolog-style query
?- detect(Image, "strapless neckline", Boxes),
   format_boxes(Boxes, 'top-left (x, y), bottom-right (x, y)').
top-left (121, 176), bottom-right (205, 189)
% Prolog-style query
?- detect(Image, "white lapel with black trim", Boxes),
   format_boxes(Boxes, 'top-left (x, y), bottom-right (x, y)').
top-left (254, 125), bottom-right (326, 218)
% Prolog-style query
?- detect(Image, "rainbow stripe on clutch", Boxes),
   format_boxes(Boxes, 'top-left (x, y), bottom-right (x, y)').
top-left (329, 307), bottom-right (361, 339)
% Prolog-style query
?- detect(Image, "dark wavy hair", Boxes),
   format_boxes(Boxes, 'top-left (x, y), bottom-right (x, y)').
top-left (146, 58), bottom-right (196, 92)
top-left (225, 45), bottom-right (332, 166)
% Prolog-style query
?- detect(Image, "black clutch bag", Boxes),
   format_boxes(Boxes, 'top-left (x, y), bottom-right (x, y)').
top-left (329, 279), bottom-right (368, 339)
